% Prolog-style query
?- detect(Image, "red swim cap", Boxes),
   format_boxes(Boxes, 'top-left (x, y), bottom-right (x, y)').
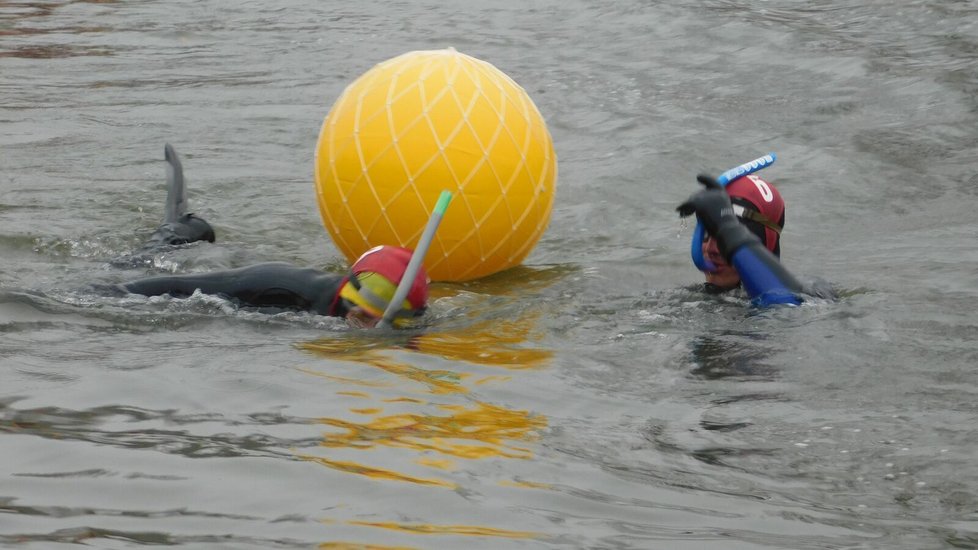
top-left (349, 245), bottom-right (429, 312)
top-left (725, 174), bottom-right (785, 256)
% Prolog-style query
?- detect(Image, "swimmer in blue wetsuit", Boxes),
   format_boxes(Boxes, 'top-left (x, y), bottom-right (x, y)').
top-left (119, 145), bottom-right (428, 328)
top-left (677, 172), bottom-right (805, 307)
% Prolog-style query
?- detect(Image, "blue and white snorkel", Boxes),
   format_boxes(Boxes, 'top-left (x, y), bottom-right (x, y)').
top-left (690, 153), bottom-right (777, 272)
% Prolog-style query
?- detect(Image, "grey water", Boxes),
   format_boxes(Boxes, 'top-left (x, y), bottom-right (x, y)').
top-left (2, 0), bottom-right (977, 548)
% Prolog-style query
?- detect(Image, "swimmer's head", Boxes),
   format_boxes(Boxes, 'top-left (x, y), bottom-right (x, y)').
top-left (339, 245), bottom-right (429, 327)
top-left (724, 174), bottom-right (785, 255)
top-left (702, 174), bottom-right (785, 290)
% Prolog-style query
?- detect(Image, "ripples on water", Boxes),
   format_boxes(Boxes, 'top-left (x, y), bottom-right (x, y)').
top-left (3, 0), bottom-right (978, 548)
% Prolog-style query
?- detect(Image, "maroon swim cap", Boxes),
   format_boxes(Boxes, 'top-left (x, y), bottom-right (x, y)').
top-left (725, 174), bottom-right (785, 256)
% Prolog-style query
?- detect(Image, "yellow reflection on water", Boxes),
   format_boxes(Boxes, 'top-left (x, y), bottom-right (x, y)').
top-left (345, 520), bottom-right (539, 539)
top-left (300, 313), bottom-right (553, 378)
top-left (448, 263), bottom-right (574, 297)
top-left (317, 401), bottom-right (546, 460)
top-left (365, 357), bottom-right (466, 395)
top-left (300, 342), bottom-right (467, 395)
top-left (298, 455), bottom-right (455, 488)
top-left (416, 457), bottom-right (454, 470)
top-left (320, 542), bottom-right (416, 550)
top-left (382, 397), bottom-right (425, 404)
top-left (298, 278), bottom-right (561, 546)
top-left (337, 392), bottom-right (371, 399)
top-left (409, 316), bottom-right (553, 370)
top-left (299, 369), bottom-right (392, 389)
top-left (474, 375), bottom-right (512, 385)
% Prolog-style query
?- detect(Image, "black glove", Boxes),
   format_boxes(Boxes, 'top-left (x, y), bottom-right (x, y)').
top-left (677, 174), bottom-right (759, 261)
top-left (676, 174), bottom-right (733, 235)
top-left (166, 213), bottom-right (216, 245)
top-left (143, 213), bottom-right (216, 249)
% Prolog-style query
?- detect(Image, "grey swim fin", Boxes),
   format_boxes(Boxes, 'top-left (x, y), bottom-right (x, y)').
top-left (163, 143), bottom-right (188, 223)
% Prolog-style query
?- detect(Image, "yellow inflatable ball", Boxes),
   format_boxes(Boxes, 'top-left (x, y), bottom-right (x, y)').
top-left (314, 48), bottom-right (557, 282)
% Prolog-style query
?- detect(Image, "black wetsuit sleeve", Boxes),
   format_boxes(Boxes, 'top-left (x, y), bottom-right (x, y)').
top-left (121, 272), bottom-right (224, 298)
top-left (121, 263), bottom-right (346, 316)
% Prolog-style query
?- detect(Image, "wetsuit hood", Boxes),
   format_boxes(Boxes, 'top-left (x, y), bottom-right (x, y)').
top-left (725, 175), bottom-right (785, 256)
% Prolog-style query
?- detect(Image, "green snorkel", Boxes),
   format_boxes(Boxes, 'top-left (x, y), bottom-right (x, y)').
top-left (376, 190), bottom-right (453, 329)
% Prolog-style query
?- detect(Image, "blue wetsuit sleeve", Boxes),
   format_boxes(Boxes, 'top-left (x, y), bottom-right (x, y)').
top-left (730, 241), bottom-right (804, 307)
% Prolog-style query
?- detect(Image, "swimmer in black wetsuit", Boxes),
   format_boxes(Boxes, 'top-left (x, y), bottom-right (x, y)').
top-left (120, 145), bottom-right (428, 328)
top-left (121, 246), bottom-right (429, 327)
top-left (677, 171), bottom-right (828, 307)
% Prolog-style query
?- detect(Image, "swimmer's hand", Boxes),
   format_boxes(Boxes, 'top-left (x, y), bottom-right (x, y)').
top-left (676, 173), bottom-right (758, 260)
top-left (676, 174), bottom-right (734, 236)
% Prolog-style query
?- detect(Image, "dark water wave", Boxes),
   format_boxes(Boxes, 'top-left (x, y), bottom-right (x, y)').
top-left (0, 399), bottom-right (321, 459)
